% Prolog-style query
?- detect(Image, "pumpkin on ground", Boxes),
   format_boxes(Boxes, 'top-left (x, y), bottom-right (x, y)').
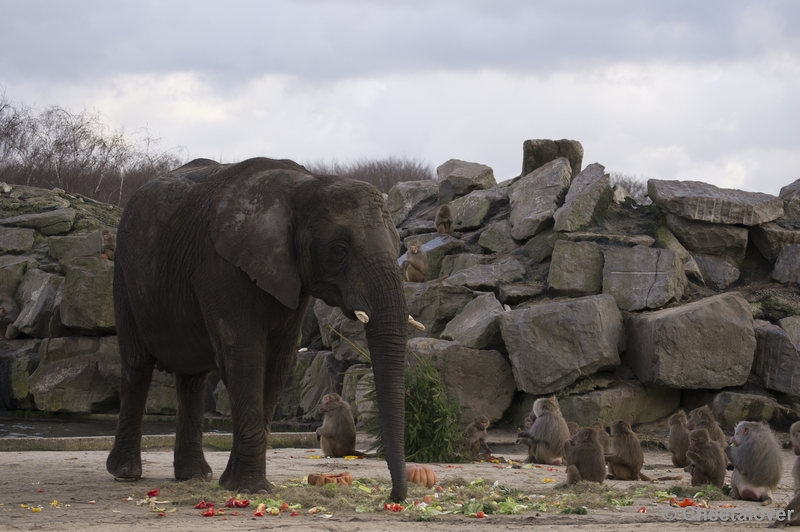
top-left (308, 471), bottom-right (353, 486)
top-left (406, 464), bottom-right (437, 488)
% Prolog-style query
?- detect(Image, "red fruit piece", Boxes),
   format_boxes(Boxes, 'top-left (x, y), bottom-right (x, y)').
top-left (147, 488), bottom-right (160, 498)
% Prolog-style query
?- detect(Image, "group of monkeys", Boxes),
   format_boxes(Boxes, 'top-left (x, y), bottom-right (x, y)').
top-left (400, 204), bottom-right (453, 283)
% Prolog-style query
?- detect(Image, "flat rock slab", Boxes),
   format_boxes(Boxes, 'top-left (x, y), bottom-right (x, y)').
top-left (624, 292), bottom-right (756, 389)
top-left (648, 179), bottom-right (784, 226)
top-left (547, 240), bottom-right (604, 296)
top-left (436, 159), bottom-right (496, 203)
top-left (559, 380), bottom-right (680, 427)
top-left (499, 294), bottom-right (623, 395)
top-left (386, 180), bottom-right (438, 226)
top-left (445, 259), bottom-right (526, 291)
top-left (666, 213), bottom-right (748, 261)
top-left (602, 245), bottom-right (685, 311)
top-left (521, 138), bottom-right (584, 178)
top-left (509, 158), bottom-right (572, 240)
top-left (752, 319), bottom-right (800, 395)
top-left (553, 163), bottom-right (611, 232)
top-left (440, 292), bottom-right (504, 350)
top-left (693, 255), bottom-right (740, 290)
top-left (772, 244), bottom-right (800, 284)
top-left (451, 189), bottom-right (507, 231)
top-left (750, 223), bottom-right (800, 262)
top-left (0, 207), bottom-right (77, 235)
top-left (0, 226), bottom-right (35, 253)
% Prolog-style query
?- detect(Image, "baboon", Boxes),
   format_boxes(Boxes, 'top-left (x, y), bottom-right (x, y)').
top-left (564, 427), bottom-right (606, 485)
top-left (100, 229), bottom-right (116, 261)
top-left (772, 421), bottom-right (800, 527)
top-left (524, 411), bottom-right (537, 430)
top-left (667, 410), bottom-right (690, 468)
top-left (684, 429), bottom-right (726, 488)
top-left (516, 397), bottom-right (570, 465)
top-left (726, 421), bottom-right (782, 505)
top-left (567, 422), bottom-right (579, 437)
top-left (605, 419), bottom-right (650, 481)
top-left (686, 405), bottom-right (728, 455)
top-left (401, 240), bottom-right (428, 282)
top-left (435, 204), bottom-right (454, 235)
top-left (465, 415), bottom-right (492, 455)
top-left (590, 421), bottom-right (611, 453)
top-left (0, 296), bottom-right (20, 339)
top-left (315, 393), bottom-right (359, 458)
top-left (43, 306), bottom-right (74, 360)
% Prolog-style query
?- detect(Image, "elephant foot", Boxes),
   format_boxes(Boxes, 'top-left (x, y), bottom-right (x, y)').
top-left (107, 446), bottom-right (142, 480)
top-left (174, 456), bottom-right (213, 482)
top-left (219, 473), bottom-right (273, 494)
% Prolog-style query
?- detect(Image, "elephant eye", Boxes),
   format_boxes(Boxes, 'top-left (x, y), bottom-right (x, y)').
top-left (331, 243), bottom-right (348, 261)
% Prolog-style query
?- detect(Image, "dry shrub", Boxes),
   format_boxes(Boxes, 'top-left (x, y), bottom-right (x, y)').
top-left (305, 157), bottom-right (434, 193)
top-left (609, 172), bottom-right (651, 205)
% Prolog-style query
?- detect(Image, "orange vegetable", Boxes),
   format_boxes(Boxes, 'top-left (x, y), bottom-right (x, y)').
top-left (406, 464), bottom-right (437, 488)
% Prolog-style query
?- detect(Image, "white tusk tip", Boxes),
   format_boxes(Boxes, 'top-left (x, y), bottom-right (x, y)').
top-left (355, 310), bottom-right (370, 324)
top-left (408, 315), bottom-right (426, 331)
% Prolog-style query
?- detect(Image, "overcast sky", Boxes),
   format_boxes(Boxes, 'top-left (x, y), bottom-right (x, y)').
top-left (2, 0), bottom-right (799, 194)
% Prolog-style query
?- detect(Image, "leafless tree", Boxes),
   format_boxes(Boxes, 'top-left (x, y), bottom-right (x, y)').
top-left (304, 156), bottom-right (434, 193)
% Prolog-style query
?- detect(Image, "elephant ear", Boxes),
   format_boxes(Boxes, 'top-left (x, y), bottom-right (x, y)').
top-left (209, 169), bottom-right (302, 309)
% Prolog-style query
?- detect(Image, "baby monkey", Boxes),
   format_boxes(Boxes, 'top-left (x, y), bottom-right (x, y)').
top-left (401, 240), bottom-right (428, 282)
top-left (465, 415), bottom-right (492, 455)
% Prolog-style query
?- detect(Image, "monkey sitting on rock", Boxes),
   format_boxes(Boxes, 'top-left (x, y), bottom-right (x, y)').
top-left (401, 240), bottom-right (428, 282)
top-left (100, 229), bottom-right (116, 261)
top-left (435, 204), bottom-right (454, 236)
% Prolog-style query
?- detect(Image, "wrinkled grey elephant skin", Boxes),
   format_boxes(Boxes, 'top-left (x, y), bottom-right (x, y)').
top-left (107, 157), bottom-right (409, 500)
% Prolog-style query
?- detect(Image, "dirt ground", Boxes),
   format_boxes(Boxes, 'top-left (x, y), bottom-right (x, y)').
top-left (0, 432), bottom-right (798, 531)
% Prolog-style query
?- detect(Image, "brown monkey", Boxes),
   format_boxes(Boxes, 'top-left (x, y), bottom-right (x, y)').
top-left (0, 296), bottom-right (20, 340)
top-left (315, 393), bottom-right (359, 458)
top-left (515, 397), bottom-right (570, 465)
top-left (686, 405), bottom-right (728, 457)
top-left (401, 240), bottom-right (428, 282)
top-left (564, 427), bottom-right (606, 485)
top-left (772, 421), bottom-right (800, 527)
top-left (435, 204), bottom-right (454, 235)
top-left (590, 421), bottom-right (611, 453)
top-left (684, 429), bottom-right (726, 488)
top-left (43, 306), bottom-right (74, 360)
top-left (100, 229), bottom-right (116, 261)
top-left (605, 419), bottom-right (650, 481)
top-left (726, 421), bottom-right (782, 505)
top-left (567, 421), bottom-right (579, 437)
top-left (667, 410), bottom-right (690, 468)
top-left (465, 415), bottom-right (492, 455)
top-left (524, 411), bottom-right (537, 430)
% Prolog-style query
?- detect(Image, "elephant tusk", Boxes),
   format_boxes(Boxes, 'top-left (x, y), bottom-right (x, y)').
top-left (355, 310), bottom-right (370, 324)
top-left (408, 315), bottom-right (426, 331)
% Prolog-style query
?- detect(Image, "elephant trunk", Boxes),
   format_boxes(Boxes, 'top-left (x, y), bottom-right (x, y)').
top-left (363, 272), bottom-right (408, 502)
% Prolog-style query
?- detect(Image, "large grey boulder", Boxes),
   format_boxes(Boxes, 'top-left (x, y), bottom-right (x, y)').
top-left (340, 363), bottom-right (370, 419)
top-left (60, 257), bottom-right (115, 331)
top-left (0, 227), bottom-right (35, 254)
top-left (553, 163), bottom-right (612, 232)
top-left (693, 255), bottom-right (740, 290)
top-left (499, 294), bottom-right (623, 395)
top-left (213, 380), bottom-right (231, 416)
top-left (440, 292), bottom-right (504, 350)
top-left (313, 301), bottom-right (368, 363)
top-left (750, 223), bottom-right (800, 262)
top-left (404, 280), bottom-right (476, 338)
top-left (509, 158), bottom-right (572, 240)
top-left (648, 179), bottom-right (784, 226)
top-left (712, 391), bottom-right (793, 430)
top-left (386, 180), bottom-right (438, 227)
top-left (48, 232), bottom-right (104, 260)
top-left (445, 258), bottom-right (526, 291)
top-left (0, 208), bottom-right (77, 235)
top-left (624, 293), bottom-right (756, 389)
top-left (666, 213), bottom-right (748, 261)
top-left (752, 320), bottom-right (800, 395)
top-left (602, 245), bottom-right (685, 311)
top-left (28, 335), bottom-right (120, 413)
top-left (13, 269), bottom-right (64, 338)
top-left (0, 255), bottom-right (37, 298)
top-left (654, 225), bottom-right (704, 282)
top-left (560, 381), bottom-right (680, 427)
top-left (517, 228), bottom-right (559, 264)
top-left (451, 189), bottom-right (507, 231)
top-left (478, 220), bottom-right (519, 254)
top-left (497, 283), bottom-right (544, 305)
top-left (353, 369), bottom-right (375, 429)
top-left (547, 240), bottom-right (604, 296)
top-left (440, 253), bottom-right (490, 277)
top-left (521, 139), bottom-right (583, 179)
top-left (772, 245), bottom-right (800, 284)
top-left (406, 338), bottom-right (516, 423)
top-left (299, 350), bottom-right (338, 420)
top-left (781, 178), bottom-right (800, 226)
top-left (436, 159), bottom-right (497, 203)
top-left (0, 339), bottom-right (40, 410)
top-left (780, 316), bottom-right (800, 346)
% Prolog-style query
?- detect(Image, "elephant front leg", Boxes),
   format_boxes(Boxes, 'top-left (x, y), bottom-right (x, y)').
top-left (174, 372), bottom-right (212, 481)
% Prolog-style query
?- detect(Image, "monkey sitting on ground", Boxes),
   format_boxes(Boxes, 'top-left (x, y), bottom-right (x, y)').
top-left (605, 419), bottom-right (651, 481)
top-left (315, 393), bottom-right (360, 458)
top-left (516, 397), bottom-right (570, 465)
top-left (401, 240), bottom-right (428, 282)
top-left (43, 306), bottom-right (75, 360)
top-left (100, 229), bottom-right (116, 261)
top-left (0, 296), bottom-right (20, 340)
top-left (684, 429), bottom-right (726, 488)
top-left (771, 420), bottom-right (800, 527)
top-left (726, 421), bottom-right (783, 505)
top-left (590, 421), bottom-right (611, 453)
top-left (686, 405), bottom-right (728, 463)
top-left (465, 415), bottom-right (492, 455)
top-left (435, 204), bottom-right (454, 236)
top-left (667, 410), bottom-right (690, 468)
top-left (564, 426), bottom-right (606, 485)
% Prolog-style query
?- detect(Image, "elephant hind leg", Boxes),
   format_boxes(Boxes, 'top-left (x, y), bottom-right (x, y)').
top-left (108, 268), bottom-right (156, 480)
top-left (174, 372), bottom-right (212, 481)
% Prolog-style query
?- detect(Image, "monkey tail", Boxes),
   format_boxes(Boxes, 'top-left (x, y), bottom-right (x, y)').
top-left (638, 471), bottom-right (652, 482)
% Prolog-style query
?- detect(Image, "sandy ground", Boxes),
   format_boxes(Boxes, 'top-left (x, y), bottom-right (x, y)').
top-left (0, 434), bottom-right (798, 531)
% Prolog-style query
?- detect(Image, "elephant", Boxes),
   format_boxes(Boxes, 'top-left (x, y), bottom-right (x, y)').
top-left (106, 157), bottom-right (414, 501)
